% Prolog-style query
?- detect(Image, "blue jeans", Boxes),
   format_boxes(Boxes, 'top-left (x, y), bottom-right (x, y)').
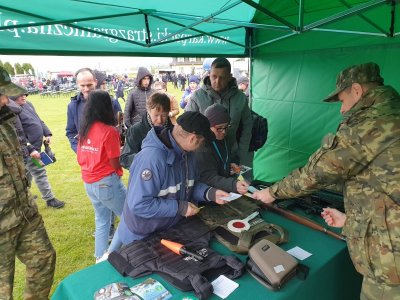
top-left (84, 173), bottom-right (126, 258)
top-left (108, 227), bottom-right (122, 254)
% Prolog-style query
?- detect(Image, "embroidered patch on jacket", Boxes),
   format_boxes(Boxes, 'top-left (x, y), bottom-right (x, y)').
top-left (141, 169), bottom-right (152, 181)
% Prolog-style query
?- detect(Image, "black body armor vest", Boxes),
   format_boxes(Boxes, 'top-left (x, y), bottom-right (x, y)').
top-left (108, 216), bottom-right (244, 300)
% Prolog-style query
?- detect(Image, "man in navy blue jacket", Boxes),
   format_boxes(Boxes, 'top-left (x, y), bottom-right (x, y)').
top-left (66, 68), bottom-right (97, 152)
top-left (114, 112), bottom-right (230, 247)
top-left (10, 93), bottom-right (65, 208)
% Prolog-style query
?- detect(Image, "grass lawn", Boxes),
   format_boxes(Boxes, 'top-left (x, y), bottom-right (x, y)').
top-left (13, 83), bottom-right (184, 299)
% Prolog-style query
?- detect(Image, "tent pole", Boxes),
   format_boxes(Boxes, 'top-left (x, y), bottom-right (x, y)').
top-left (149, 15), bottom-right (247, 49)
top-left (152, 0), bottom-right (242, 44)
top-left (240, 0), bottom-right (296, 30)
top-left (339, 0), bottom-right (387, 34)
top-left (248, 28), bottom-right (253, 109)
top-left (252, 32), bottom-right (298, 49)
top-left (298, 0), bottom-right (304, 31)
top-left (311, 28), bottom-right (387, 37)
top-left (151, 11), bottom-right (290, 31)
top-left (389, 0), bottom-right (396, 38)
top-left (303, 0), bottom-right (386, 31)
top-left (144, 14), bottom-right (151, 45)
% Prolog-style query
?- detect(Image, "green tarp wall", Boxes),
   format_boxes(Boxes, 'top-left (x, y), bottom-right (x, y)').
top-left (1, 1), bottom-right (399, 182)
top-left (252, 43), bottom-right (400, 182)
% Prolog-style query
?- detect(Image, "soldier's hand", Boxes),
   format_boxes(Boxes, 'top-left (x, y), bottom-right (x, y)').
top-left (215, 189), bottom-right (229, 205)
top-left (236, 180), bottom-right (249, 194)
top-left (321, 207), bottom-right (346, 228)
top-left (184, 202), bottom-right (200, 217)
top-left (30, 150), bottom-right (41, 159)
top-left (252, 188), bottom-right (276, 204)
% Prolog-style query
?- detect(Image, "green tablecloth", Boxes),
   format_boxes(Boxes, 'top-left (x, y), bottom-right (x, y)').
top-left (52, 211), bottom-right (362, 300)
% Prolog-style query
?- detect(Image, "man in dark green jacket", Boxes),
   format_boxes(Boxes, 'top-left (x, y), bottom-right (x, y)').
top-left (185, 58), bottom-right (253, 177)
top-left (0, 67), bottom-right (56, 299)
top-left (253, 62), bottom-right (400, 300)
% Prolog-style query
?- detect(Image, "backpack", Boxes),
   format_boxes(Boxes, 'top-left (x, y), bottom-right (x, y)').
top-left (237, 111), bottom-right (268, 152)
top-left (249, 111), bottom-right (268, 152)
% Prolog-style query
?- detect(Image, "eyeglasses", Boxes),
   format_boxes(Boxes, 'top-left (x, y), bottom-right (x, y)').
top-left (215, 125), bottom-right (231, 133)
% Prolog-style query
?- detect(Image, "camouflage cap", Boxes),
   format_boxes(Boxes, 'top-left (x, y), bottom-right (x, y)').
top-left (0, 66), bottom-right (27, 96)
top-left (323, 62), bottom-right (384, 102)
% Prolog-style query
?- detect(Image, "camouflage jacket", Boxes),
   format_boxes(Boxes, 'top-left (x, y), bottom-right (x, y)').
top-left (0, 106), bottom-right (38, 234)
top-left (269, 85), bottom-right (400, 284)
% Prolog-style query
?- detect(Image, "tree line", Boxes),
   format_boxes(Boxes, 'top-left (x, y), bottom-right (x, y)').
top-left (0, 60), bottom-right (35, 75)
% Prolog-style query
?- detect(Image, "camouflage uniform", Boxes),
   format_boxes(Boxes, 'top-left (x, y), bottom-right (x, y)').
top-left (0, 68), bottom-right (56, 300)
top-left (268, 63), bottom-right (400, 300)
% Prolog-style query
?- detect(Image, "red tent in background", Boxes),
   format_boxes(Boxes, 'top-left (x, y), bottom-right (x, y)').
top-left (57, 71), bottom-right (73, 77)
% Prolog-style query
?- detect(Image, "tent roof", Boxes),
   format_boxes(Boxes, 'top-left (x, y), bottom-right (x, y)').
top-left (253, 0), bottom-right (400, 54)
top-left (0, 0), bottom-right (258, 56)
top-left (0, 0), bottom-right (398, 56)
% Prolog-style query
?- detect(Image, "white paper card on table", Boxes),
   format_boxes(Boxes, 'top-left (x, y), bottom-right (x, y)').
top-left (274, 264), bottom-right (285, 274)
top-left (211, 275), bottom-right (239, 299)
top-left (220, 192), bottom-right (242, 202)
top-left (287, 246), bottom-right (312, 261)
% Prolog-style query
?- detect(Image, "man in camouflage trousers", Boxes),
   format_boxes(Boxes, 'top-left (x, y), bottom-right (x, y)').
top-left (253, 62), bottom-right (400, 300)
top-left (0, 67), bottom-right (56, 300)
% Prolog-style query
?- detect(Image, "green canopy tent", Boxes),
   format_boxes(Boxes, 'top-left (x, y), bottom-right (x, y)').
top-left (250, 0), bottom-right (400, 181)
top-left (0, 0), bottom-right (399, 181)
top-left (0, 0), bottom-right (259, 56)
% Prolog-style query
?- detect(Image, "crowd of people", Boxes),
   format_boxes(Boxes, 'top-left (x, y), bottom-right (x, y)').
top-left (0, 58), bottom-right (399, 300)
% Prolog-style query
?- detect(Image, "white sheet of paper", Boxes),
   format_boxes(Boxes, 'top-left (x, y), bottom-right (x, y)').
top-left (220, 192), bottom-right (242, 202)
top-left (211, 275), bottom-right (239, 299)
top-left (274, 265), bottom-right (285, 274)
top-left (287, 246), bottom-right (312, 261)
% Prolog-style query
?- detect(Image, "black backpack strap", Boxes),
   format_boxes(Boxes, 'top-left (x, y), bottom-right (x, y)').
top-left (188, 274), bottom-right (213, 300)
top-left (223, 255), bottom-right (245, 279)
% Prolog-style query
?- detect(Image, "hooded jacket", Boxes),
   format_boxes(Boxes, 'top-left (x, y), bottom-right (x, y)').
top-left (117, 128), bottom-right (211, 245)
top-left (185, 76), bottom-right (253, 167)
top-left (124, 67), bottom-right (154, 127)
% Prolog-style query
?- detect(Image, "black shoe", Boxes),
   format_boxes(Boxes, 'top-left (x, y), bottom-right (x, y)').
top-left (46, 198), bottom-right (65, 209)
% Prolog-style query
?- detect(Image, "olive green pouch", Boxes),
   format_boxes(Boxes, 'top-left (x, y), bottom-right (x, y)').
top-left (198, 197), bottom-right (288, 254)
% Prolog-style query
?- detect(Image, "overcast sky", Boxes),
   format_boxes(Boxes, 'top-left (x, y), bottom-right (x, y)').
top-left (0, 55), bottom-right (172, 75)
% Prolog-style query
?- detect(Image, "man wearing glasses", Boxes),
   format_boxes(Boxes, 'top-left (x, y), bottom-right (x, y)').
top-left (185, 58), bottom-right (253, 178)
top-left (195, 104), bottom-right (249, 194)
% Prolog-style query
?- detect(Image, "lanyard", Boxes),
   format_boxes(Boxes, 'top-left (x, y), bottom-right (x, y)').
top-left (212, 140), bottom-right (228, 171)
